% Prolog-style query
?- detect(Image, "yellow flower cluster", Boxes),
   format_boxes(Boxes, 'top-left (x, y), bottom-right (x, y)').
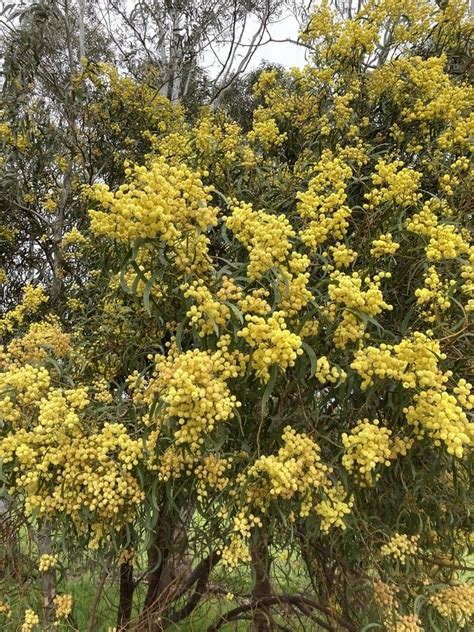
top-left (38, 553), bottom-right (58, 572)
top-left (438, 172), bottom-right (459, 198)
top-left (220, 534), bottom-right (253, 568)
top-left (219, 509), bottom-right (264, 567)
top-left (62, 227), bottom-right (88, 248)
top-left (351, 332), bottom-right (448, 391)
top-left (370, 233), bottom-right (400, 259)
top-left (404, 389), bottom-right (473, 458)
top-left (248, 426), bottom-right (328, 512)
top-left (226, 201), bottom-right (295, 280)
top-left (380, 533), bottom-right (419, 563)
top-left (315, 483), bottom-right (353, 534)
top-left (0, 601), bottom-right (11, 617)
top-left (406, 199), bottom-right (470, 261)
top-left (368, 51), bottom-right (473, 149)
top-left (88, 158), bottom-right (216, 272)
top-left (302, 2), bottom-right (378, 63)
top-left (66, 297), bottom-right (85, 312)
top-left (276, 253), bottom-right (313, 315)
top-left (117, 547), bottom-right (136, 565)
top-left (144, 346), bottom-right (243, 447)
top-left (0, 355), bottom-right (145, 547)
top-left (364, 160), bottom-right (422, 209)
top-left (0, 284), bottom-right (48, 335)
top-left (194, 454), bottom-right (231, 502)
top-left (87, 62), bottom-right (181, 129)
top-left (325, 243), bottom-right (357, 269)
top-left (300, 1), bottom-right (334, 43)
top-left (53, 593), bottom-right (73, 620)
top-left (248, 107), bottom-right (287, 148)
top-left (91, 377), bottom-right (113, 403)
top-left (460, 253), bottom-right (474, 311)
top-left (327, 271), bottom-right (392, 347)
top-left (454, 379), bottom-right (474, 409)
top-left (315, 356), bottom-right (346, 385)
top-left (438, 111), bottom-right (474, 150)
top-left (238, 311), bottom-right (303, 382)
top-left (351, 331), bottom-right (473, 456)
top-left (0, 364), bottom-right (51, 424)
top-left (154, 445), bottom-right (195, 481)
top-left (373, 579), bottom-right (425, 632)
top-left (221, 428), bottom-right (352, 568)
top-left (194, 111), bottom-right (216, 155)
top-left (22, 609), bottom-right (39, 632)
top-left (252, 67), bottom-right (281, 98)
top-left (299, 319), bottom-right (319, 339)
top-left (0, 119), bottom-right (12, 141)
top-left (216, 275), bottom-right (243, 303)
top-left (415, 266), bottom-right (454, 321)
top-left (248, 426), bottom-right (352, 528)
top-left (182, 280), bottom-right (230, 336)
top-left (238, 288), bottom-right (271, 316)
top-left (333, 89), bottom-right (357, 129)
top-left (296, 152), bottom-right (353, 249)
top-left (193, 111), bottom-right (251, 172)
top-left (342, 419), bottom-right (393, 486)
top-left (429, 583), bottom-right (474, 626)
top-left (42, 196), bottom-right (57, 213)
top-left (390, 614), bottom-right (422, 632)
top-left (5, 317), bottom-right (70, 363)
top-left (373, 580), bottom-right (396, 611)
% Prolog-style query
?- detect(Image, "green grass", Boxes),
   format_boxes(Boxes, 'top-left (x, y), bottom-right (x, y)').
top-left (1, 550), bottom-right (311, 631)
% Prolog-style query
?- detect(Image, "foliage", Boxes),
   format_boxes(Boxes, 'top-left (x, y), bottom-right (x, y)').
top-left (1, 0), bottom-right (473, 630)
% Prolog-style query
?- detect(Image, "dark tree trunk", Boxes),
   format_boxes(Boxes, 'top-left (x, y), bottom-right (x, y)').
top-left (138, 500), bottom-right (197, 629)
top-left (116, 561), bottom-right (135, 631)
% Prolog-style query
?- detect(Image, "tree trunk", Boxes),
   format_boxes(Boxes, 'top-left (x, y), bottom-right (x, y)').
top-left (116, 561), bottom-right (135, 631)
top-left (250, 526), bottom-right (273, 632)
top-left (38, 522), bottom-right (56, 626)
top-left (136, 509), bottom-right (173, 630)
top-left (78, 0), bottom-right (86, 59)
top-left (138, 501), bottom-right (195, 630)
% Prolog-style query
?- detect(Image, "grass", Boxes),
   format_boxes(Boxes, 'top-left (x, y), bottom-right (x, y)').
top-left (1, 546), bottom-right (312, 631)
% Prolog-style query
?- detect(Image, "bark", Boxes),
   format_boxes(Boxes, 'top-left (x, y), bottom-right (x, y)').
top-left (250, 526), bottom-right (273, 632)
top-left (136, 501), bottom-right (197, 630)
top-left (78, 0), bottom-right (86, 59)
top-left (116, 561), bottom-right (135, 631)
top-left (135, 509), bottom-right (175, 630)
top-left (160, 551), bottom-right (221, 628)
top-left (38, 522), bottom-right (56, 625)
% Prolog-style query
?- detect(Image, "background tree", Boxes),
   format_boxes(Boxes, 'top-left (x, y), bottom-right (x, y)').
top-left (95, 0), bottom-right (283, 103)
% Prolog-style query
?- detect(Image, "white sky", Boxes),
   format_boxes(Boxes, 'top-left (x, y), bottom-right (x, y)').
top-left (248, 13), bottom-right (308, 69)
top-left (203, 9), bottom-right (309, 78)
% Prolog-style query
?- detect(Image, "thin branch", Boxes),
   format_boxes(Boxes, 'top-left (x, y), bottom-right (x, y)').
top-left (207, 594), bottom-right (358, 632)
top-left (86, 565), bottom-right (110, 632)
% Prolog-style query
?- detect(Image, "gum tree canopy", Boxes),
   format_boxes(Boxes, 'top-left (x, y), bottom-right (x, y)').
top-left (0, 0), bottom-right (473, 630)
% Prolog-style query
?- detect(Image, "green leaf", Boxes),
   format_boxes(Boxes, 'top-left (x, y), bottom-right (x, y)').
top-left (261, 365), bottom-right (278, 414)
top-left (301, 341), bottom-right (317, 377)
top-left (224, 300), bottom-right (244, 324)
top-left (175, 321), bottom-right (185, 351)
top-left (143, 269), bottom-right (161, 315)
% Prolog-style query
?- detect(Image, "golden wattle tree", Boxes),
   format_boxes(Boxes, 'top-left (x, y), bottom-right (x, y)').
top-left (1, 1), bottom-right (473, 631)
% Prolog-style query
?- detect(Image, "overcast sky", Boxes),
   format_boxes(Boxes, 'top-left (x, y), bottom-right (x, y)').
top-left (248, 13), bottom-right (308, 69)
top-left (203, 9), bottom-right (309, 78)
